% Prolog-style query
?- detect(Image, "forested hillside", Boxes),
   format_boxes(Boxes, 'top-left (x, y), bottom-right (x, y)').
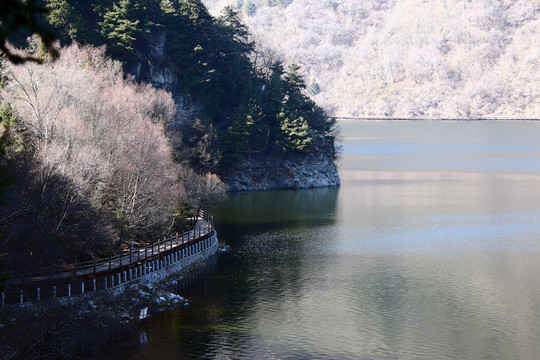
top-left (0, 43), bottom-right (227, 271)
top-left (41, 0), bottom-right (337, 171)
top-left (203, 0), bottom-right (540, 118)
top-left (0, 0), bottom-right (338, 270)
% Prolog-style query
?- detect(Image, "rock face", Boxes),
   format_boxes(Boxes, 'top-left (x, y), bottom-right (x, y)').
top-left (129, 31), bottom-right (181, 102)
top-left (129, 34), bottom-right (340, 192)
top-left (221, 135), bottom-right (340, 191)
top-left (126, 33), bottom-right (202, 133)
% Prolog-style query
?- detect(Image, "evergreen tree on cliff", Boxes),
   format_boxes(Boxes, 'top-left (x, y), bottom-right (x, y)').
top-left (98, 0), bottom-right (145, 61)
top-left (38, 0), bottom-right (338, 174)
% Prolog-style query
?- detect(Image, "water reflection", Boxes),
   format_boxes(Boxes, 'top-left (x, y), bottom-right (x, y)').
top-left (218, 187), bottom-right (339, 227)
top-left (340, 120), bottom-right (540, 174)
top-left (134, 121), bottom-right (540, 359)
top-left (167, 255), bottom-right (218, 296)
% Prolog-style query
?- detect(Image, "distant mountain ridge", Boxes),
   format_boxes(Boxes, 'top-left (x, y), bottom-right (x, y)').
top-left (203, 0), bottom-right (540, 119)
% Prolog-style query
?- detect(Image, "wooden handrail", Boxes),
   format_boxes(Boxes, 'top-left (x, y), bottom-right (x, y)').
top-left (7, 210), bottom-right (215, 282)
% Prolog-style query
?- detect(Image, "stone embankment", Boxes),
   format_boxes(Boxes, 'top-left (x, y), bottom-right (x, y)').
top-left (221, 134), bottom-right (340, 191)
top-left (2, 212), bottom-right (219, 307)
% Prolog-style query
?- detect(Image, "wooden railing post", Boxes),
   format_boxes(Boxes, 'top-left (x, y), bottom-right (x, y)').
top-left (4, 210), bottom-right (215, 303)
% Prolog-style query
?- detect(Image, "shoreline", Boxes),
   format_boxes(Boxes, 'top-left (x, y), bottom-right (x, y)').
top-left (0, 234), bottom-right (223, 358)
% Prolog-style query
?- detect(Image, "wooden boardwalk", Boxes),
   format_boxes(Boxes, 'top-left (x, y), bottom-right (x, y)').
top-left (2, 210), bottom-right (218, 305)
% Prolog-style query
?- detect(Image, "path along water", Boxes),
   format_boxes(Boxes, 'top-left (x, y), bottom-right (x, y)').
top-left (2, 210), bottom-right (216, 305)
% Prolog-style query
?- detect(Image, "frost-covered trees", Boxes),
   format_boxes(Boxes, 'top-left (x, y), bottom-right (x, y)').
top-left (2, 44), bottom-right (180, 237)
top-left (41, 0), bottom-right (337, 168)
top-left (0, 43), bottom-right (225, 269)
top-left (203, 0), bottom-right (540, 118)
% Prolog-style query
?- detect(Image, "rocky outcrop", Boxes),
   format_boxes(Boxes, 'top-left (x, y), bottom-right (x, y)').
top-left (129, 31), bottom-right (181, 100)
top-left (221, 134), bottom-right (340, 191)
top-left (128, 33), bottom-right (340, 192)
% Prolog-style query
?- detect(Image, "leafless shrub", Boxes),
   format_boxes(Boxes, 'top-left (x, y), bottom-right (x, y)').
top-left (0, 42), bottom-right (188, 263)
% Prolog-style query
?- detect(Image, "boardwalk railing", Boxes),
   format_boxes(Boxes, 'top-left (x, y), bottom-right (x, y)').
top-left (1, 209), bottom-right (217, 306)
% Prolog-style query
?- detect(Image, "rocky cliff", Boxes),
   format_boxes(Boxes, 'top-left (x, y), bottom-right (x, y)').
top-left (129, 33), bottom-right (340, 192)
top-left (129, 31), bottom-right (182, 105)
top-left (220, 135), bottom-right (340, 191)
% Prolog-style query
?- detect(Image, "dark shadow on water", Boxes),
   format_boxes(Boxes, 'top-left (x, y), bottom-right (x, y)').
top-left (131, 187), bottom-right (341, 359)
top-left (216, 187), bottom-right (340, 239)
top-left (166, 254), bottom-right (218, 296)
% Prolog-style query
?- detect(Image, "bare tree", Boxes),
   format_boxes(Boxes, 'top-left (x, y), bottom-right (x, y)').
top-left (1, 43), bottom-right (186, 254)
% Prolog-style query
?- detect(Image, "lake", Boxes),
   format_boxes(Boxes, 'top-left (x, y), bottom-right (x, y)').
top-left (133, 120), bottom-right (540, 359)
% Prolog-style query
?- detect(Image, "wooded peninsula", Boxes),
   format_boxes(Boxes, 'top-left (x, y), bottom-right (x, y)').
top-left (0, 0), bottom-right (339, 275)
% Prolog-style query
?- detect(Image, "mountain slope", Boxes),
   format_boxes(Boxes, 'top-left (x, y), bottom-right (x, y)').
top-left (40, 0), bottom-right (340, 189)
top-left (203, 0), bottom-right (540, 118)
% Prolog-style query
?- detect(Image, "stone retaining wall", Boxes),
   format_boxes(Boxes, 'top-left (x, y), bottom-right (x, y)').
top-left (2, 231), bottom-right (220, 306)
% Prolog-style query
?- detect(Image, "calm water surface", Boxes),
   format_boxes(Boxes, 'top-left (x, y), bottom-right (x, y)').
top-left (134, 121), bottom-right (540, 359)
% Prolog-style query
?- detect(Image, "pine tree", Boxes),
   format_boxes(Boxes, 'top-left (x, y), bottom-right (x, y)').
top-left (205, 6), bottom-right (255, 119)
top-left (301, 98), bottom-right (336, 134)
top-left (283, 63), bottom-right (308, 113)
top-left (45, 0), bottom-right (85, 41)
top-left (98, 0), bottom-right (144, 61)
top-left (219, 96), bottom-right (268, 163)
top-left (285, 64), bottom-right (306, 92)
top-left (178, 0), bottom-right (213, 27)
top-left (262, 61), bottom-right (286, 133)
top-left (308, 79), bottom-right (320, 95)
top-left (220, 114), bottom-right (251, 165)
top-left (218, 6), bottom-right (252, 52)
top-left (167, 0), bottom-right (216, 96)
top-left (160, 0), bottom-right (177, 16)
top-left (282, 64), bottom-right (336, 136)
top-left (245, 99), bottom-right (267, 151)
top-left (245, 0), bottom-right (257, 16)
top-left (277, 112), bottom-right (312, 153)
